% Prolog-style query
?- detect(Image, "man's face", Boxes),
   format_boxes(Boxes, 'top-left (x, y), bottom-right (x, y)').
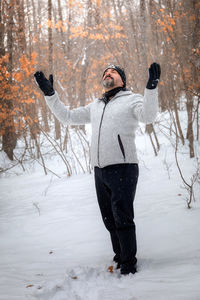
top-left (102, 68), bottom-right (123, 90)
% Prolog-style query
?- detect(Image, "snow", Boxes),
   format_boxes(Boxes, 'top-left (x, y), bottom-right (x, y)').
top-left (0, 122), bottom-right (200, 300)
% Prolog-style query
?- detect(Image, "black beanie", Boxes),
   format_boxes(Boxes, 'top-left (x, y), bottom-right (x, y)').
top-left (102, 65), bottom-right (126, 87)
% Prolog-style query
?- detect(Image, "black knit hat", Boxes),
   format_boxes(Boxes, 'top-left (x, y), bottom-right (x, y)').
top-left (102, 65), bottom-right (126, 87)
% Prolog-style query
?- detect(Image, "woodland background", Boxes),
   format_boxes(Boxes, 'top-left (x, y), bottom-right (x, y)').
top-left (0, 0), bottom-right (199, 176)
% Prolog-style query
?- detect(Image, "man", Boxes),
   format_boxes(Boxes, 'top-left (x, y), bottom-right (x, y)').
top-left (34, 62), bottom-right (161, 275)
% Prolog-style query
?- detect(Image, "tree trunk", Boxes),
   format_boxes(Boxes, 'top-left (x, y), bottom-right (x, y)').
top-left (140, 0), bottom-right (147, 68)
top-left (186, 92), bottom-right (195, 158)
top-left (25, 0), bottom-right (33, 58)
top-left (196, 99), bottom-right (199, 141)
top-left (0, 1), bottom-right (5, 57)
top-left (77, 0), bottom-right (94, 132)
top-left (16, 0), bottom-right (26, 54)
top-left (2, 1), bottom-right (17, 160)
top-left (48, 0), bottom-right (61, 140)
top-left (57, 0), bottom-right (67, 57)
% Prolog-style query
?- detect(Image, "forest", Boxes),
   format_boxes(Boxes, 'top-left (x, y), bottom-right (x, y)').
top-left (0, 0), bottom-right (199, 176)
top-left (1, 2), bottom-right (200, 298)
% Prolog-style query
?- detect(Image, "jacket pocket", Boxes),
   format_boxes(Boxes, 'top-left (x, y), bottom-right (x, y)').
top-left (117, 134), bottom-right (126, 161)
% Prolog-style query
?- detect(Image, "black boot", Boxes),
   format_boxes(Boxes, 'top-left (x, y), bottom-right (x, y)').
top-left (120, 262), bottom-right (137, 275)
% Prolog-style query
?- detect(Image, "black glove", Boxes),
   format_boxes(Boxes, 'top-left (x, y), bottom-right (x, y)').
top-left (146, 62), bottom-right (161, 89)
top-left (34, 71), bottom-right (55, 96)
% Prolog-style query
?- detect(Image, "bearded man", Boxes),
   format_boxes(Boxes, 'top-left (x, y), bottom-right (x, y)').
top-left (34, 62), bottom-right (161, 275)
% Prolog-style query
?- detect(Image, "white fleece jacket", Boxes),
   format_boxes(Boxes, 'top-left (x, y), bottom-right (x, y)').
top-left (45, 88), bottom-right (158, 168)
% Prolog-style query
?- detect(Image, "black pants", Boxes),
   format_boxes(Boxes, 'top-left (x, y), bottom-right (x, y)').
top-left (94, 163), bottom-right (139, 266)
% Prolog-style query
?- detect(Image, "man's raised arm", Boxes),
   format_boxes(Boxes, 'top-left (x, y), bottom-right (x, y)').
top-left (34, 71), bottom-right (91, 125)
top-left (131, 62), bottom-right (161, 124)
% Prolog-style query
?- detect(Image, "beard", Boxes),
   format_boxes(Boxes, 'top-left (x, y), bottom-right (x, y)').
top-left (103, 77), bottom-right (114, 88)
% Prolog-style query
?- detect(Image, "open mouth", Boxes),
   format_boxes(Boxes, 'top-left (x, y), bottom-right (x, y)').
top-left (105, 76), bottom-right (113, 80)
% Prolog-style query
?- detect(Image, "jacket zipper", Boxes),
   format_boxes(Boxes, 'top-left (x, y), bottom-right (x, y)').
top-left (97, 103), bottom-right (107, 167)
top-left (117, 134), bottom-right (126, 161)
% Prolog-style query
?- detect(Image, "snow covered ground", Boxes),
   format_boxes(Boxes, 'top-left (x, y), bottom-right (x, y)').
top-left (0, 123), bottom-right (200, 300)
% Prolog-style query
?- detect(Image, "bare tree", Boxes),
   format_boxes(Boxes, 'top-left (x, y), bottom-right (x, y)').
top-left (2, 1), bottom-right (17, 160)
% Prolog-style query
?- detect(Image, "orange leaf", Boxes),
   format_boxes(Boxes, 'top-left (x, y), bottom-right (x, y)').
top-left (47, 19), bottom-right (53, 28)
top-left (96, 0), bottom-right (101, 7)
top-left (170, 19), bottom-right (175, 26)
top-left (13, 72), bottom-right (23, 82)
top-left (190, 15), bottom-right (196, 21)
top-left (168, 25), bottom-right (173, 32)
top-left (31, 52), bottom-right (37, 60)
top-left (108, 265), bottom-right (114, 273)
